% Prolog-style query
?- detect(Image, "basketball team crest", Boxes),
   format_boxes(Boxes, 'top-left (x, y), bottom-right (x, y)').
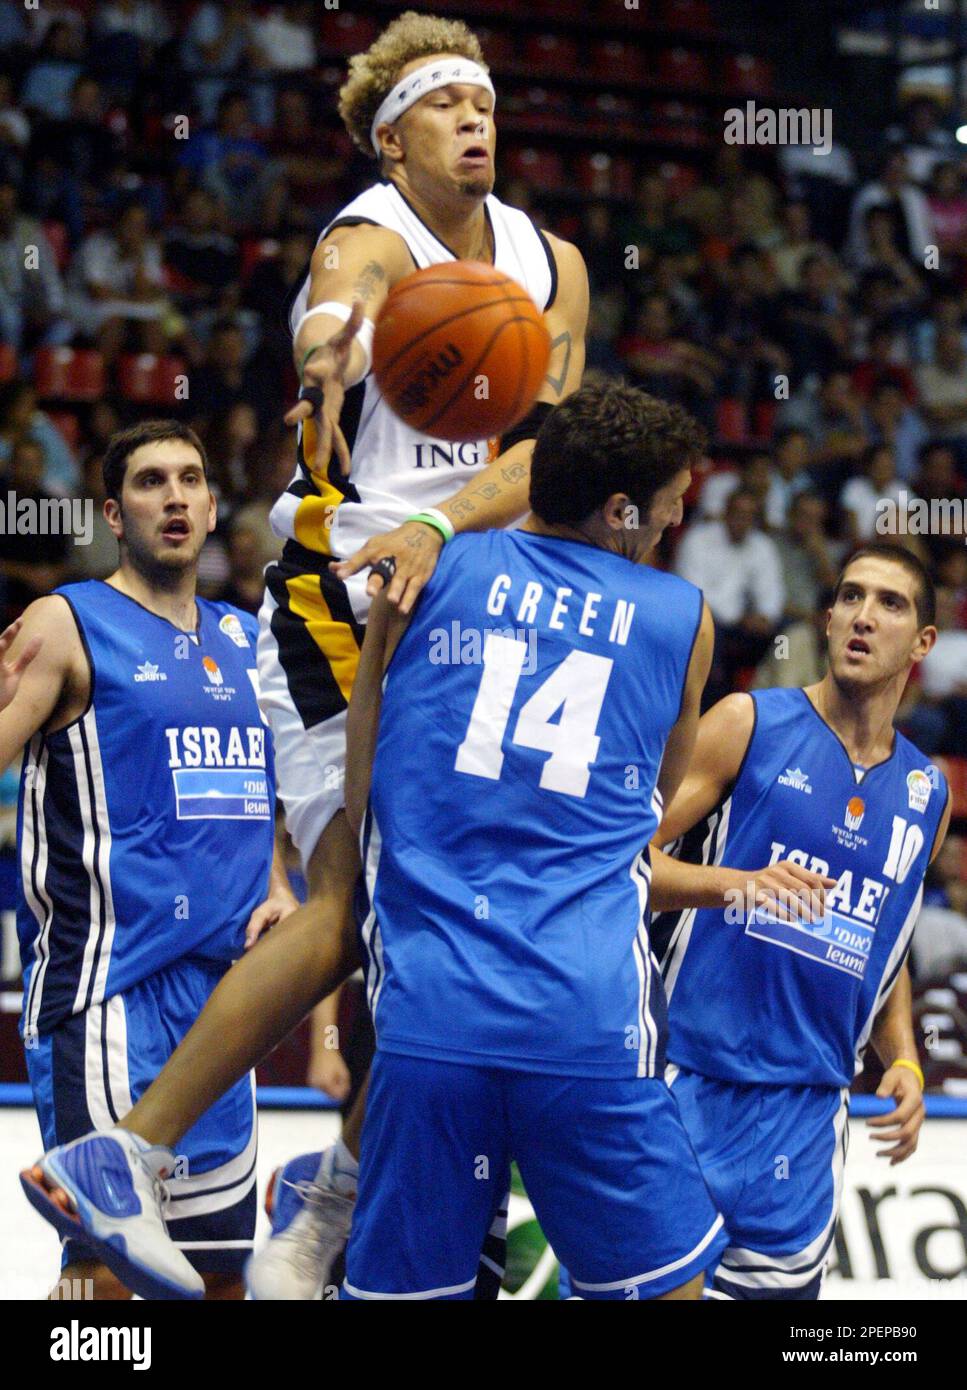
top-left (907, 769), bottom-right (932, 815)
top-left (202, 656), bottom-right (223, 686)
top-left (201, 655), bottom-right (235, 702)
top-left (844, 796), bottom-right (865, 831)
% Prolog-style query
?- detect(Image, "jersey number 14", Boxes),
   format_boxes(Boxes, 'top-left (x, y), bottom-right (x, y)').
top-left (455, 634), bottom-right (614, 799)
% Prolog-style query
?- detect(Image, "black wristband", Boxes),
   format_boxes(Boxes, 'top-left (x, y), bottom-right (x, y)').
top-left (499, 401), bottom-right (554, 453)
top-left (301, 385), bottom-right (324, 412)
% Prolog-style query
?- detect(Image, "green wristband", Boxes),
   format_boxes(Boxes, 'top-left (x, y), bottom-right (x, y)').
top-left (406, 508), bottom-right (455, 544)
top-left (298, 343), bottom-right (324, 381)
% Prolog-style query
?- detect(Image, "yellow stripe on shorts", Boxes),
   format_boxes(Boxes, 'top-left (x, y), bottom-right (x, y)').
top-left (284, 573), bottom-right (361, 705)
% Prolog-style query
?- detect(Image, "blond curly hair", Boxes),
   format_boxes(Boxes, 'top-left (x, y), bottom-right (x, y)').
top-left (338, 10), bottom-right (487, 160)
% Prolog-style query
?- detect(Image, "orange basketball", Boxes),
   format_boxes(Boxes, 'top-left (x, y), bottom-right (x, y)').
top-left (372, 262), bottom-right (551, 442)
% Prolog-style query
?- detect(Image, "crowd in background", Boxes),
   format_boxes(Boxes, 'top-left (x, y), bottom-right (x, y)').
top-left (0, 2), bottom-right (965, 1006)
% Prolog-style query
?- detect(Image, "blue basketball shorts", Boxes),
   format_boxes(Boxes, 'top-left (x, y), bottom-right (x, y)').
top-left (25, 955), bottom-right (257, 1274)
top-left (342, 1051), bottom-right (727, 1300)
top-left (668, 1065), bottom-right (850, 1300)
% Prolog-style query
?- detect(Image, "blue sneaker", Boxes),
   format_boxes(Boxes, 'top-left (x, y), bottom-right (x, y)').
top-left (246, 1147), bottom-right (355, 1301)
top-left (20, 1128), bottom-right (204, 1300)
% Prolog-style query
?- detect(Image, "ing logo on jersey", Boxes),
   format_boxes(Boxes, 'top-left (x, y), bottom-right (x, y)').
top-left (133, 661), bottom-right (167, 683)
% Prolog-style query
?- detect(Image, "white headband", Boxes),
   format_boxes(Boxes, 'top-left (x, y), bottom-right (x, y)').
top-left (370, 59), bottom-right (495, 153)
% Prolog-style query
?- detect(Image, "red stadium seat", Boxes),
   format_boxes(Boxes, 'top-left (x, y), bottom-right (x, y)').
top-left (575, 153), bottom-right (635, 199)
top-left (47, 410), bottom-right (82, 450)
top-left (117, 354), bottom-right (187, 407)
top-left (752, 400), bottom-right (778, 439)
top-left (0, 343), bottom-right (16, 384)
top-left (240, 238), bottom-right (280, 283)
top-left (592, 40), bottom-right (647, 84)
top-left (524, 33), bottom-right (580, 77)
top-left (715, 398), bottom-right (749, 444)
top-left (660, 0), bottom-right (714, 31)
top-left (657, 48), bottom-right (709, 90)
top-left (34, 347), bottom-right (105, 402)
top-left (503, 146), bottom-right (566, 193)
top-left (721, 53), bottom-right (775, 97)
top-left (318, 13), bottom-right (378, 56)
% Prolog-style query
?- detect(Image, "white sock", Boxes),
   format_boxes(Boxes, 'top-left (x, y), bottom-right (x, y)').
top-left (315, 1139), bottom-right (358, 1195)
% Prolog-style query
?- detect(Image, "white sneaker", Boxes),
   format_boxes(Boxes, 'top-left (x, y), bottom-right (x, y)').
top-left (246, 1146), bottom-right (356, 1300)
top-left (20, 1127), bottom-right (205, 1300)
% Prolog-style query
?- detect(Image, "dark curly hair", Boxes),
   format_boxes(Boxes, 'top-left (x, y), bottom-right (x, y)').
top-left (529, 381), bottom-right (705, 528)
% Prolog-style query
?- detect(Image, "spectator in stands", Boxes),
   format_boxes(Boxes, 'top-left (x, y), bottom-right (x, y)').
top-left (68, 446), bottom-right (118, 582)
top-left (0, 380), bottom-right (78, 496)
top-left (777, 250), bottom-right (850, 383)
top-left (847, 150), bottom-right (934, 273)
top-left (189, 318), bottom-right (278, 433)
top-left (936, 543), bottom-right (967, 627)
top-left (778, 368), bottom-right (867, 487)
top-left (865, 377), bottom-right (928, 483)
top-left (205, 400), bottom-right (260, 503)
top-left (0, 435), bottom-right (70, 617)
top-left (771, 426), bottom-right (815, 525)
top-left (851, 321), bottom-right (916, 403)
top-left (675, 486), bottom-right (785, 707)
top-left (219, 518), bottom-right (268, 614)
top-left (779, 491), bottom-right (840, 620)
top-left (19, 19), bottom-right (86, 121)
top-left (178, 90), bottom-right (285, 235)
top-left (926, 161), bottom-right (967, 272)
top-left (0, 180), bottom-right (73, 356)
top-left (697, 451), bottom-right (773, 524)
top-left (0, 74), bottom-right (30, 186)
top-left (855, 206), bottom-right (928, 307)
top-left (704, 243), bottom-right (789, 405)
top-left (884, 96), bottom-right (956, 187)
top-left (839, 442), bottom-right (905, 543)
top-left (912, 443), bottom-right (966, 554)
top-left (618, 291), bottom-right (719, 426)
top-left (243, 223), bottom-right (313, 385)
top-left (68, 201), bottom-right (170, 364)
top-left (619, 171), bottom-right (697, 273)
top-left (181, 0), bottom-right (269, 127)
top-left (903, 585), bottom-right (967, 756)
top-left (924, 837), bottom-right (967, 914)
top-left (912, 287), bottom-right (967, 366)
top-left (251, 2), bottom-right (316, 74)
top-left (266, 88), bottom-right (347, 219)
top-left (164, 186), bottom-right (240, 312)
top-left (28, 75), bottom-right (125, 244)
top-left (916, 326), bottom-right (967, 447)
top-left (771, 199), bottom-right (829, 290)
top-left (93, 0), bottom-right (172, 52)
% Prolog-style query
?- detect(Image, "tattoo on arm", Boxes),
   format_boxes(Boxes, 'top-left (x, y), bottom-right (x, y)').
top-left (499, 461), bottom-right (527, 485)
top-left (545, 331), bottom-right (572, 396)
top-left (352, 260), bottom-right (387, 304)
top-left (472, 482), bottom-right (500, 501)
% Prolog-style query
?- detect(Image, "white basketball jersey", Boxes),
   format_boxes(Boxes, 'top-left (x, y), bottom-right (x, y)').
top-left (270, 180), bottom-right (557, 623)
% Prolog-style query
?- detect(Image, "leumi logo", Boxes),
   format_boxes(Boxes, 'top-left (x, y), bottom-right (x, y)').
top-left (844, 795), bottom-right (865, 831)
top-left (202, 656), bottom-right (223, 686)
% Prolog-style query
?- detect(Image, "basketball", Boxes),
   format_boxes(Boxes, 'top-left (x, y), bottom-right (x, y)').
top-left (372, 262), bottom-right (551, 442)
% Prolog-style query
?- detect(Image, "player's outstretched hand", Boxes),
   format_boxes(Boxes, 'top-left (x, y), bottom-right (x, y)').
top-left (749, 861), bottom-right (836, 925)
top-left (330, 519), bottom-right (445, 613)
top-left (307, 1047), bottom-right (352, 1102)
top-left (0, 617), bottom-right (42, 712)
top-left (868, 1065), bottom-right (925, 1165)
top-left (244, 880), bottom-right (301, 950)
top-left (284, 300), bottom-right (365, 480)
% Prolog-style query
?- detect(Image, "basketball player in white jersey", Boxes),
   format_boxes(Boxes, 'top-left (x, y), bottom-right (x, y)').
top-left (15, 11), bottom-right (587, 1298)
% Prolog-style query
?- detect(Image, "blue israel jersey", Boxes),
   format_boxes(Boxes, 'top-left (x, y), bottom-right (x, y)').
top-left (655, 687), bottom-right (948, 1088)
top-left (360, 529), bottom-right (703, 1079)
top-left (18, 581), bottom-right (276, 1038)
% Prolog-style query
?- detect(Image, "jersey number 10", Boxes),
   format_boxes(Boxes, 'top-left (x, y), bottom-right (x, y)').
top-left (454, 634), bottom-right (614, 799)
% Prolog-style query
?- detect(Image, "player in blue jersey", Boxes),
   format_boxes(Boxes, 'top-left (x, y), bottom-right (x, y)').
top-left (333, 381), bottom-right (730, 1300)
top-left (11, 420), bottom-right (296, 1300)
top-left (651, 542), bottom-right (951, 1300)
